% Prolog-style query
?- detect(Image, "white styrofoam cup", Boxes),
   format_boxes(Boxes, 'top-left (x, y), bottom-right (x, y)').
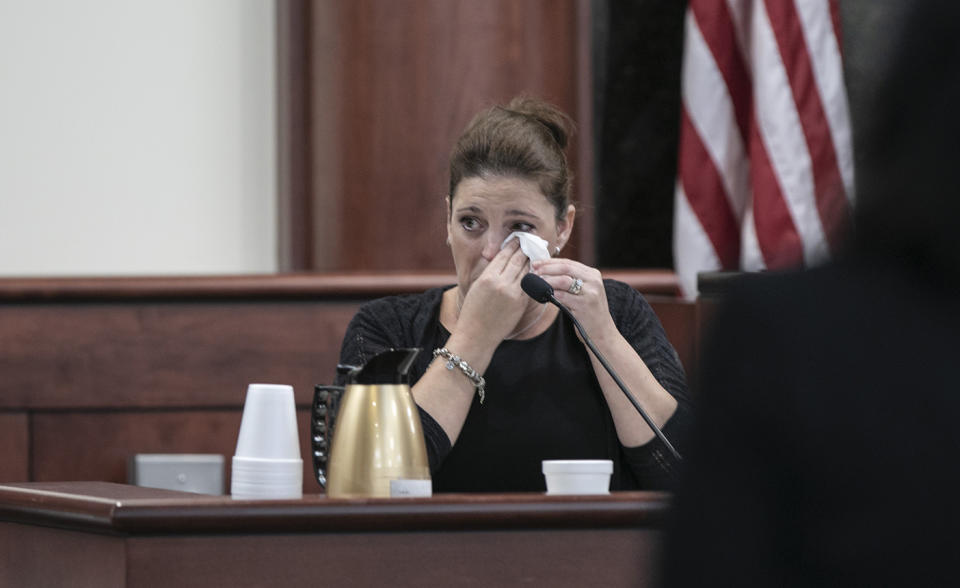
top-left (542, 459), bottom-right (613, 495)
top-left (231, 384), bottom-right (303, 500)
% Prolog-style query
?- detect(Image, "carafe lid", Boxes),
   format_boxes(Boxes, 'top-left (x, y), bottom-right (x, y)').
top-left (345, 348), bottom-right (420, 385)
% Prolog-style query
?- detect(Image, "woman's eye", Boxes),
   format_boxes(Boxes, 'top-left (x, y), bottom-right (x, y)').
top-left (511, 222), bottom-right (535, 233)
top-left (459, 217), bottom-right (481, 231)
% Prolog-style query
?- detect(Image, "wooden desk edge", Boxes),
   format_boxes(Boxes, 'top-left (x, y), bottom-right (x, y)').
top-left (0, 270), bottom-right (681, 301)
top-left (0, 482), bottom-right (671, 535)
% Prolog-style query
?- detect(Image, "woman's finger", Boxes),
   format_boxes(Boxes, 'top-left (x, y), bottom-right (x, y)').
top-left (503, 245), bottom-right (532, 280)
top-left (487, 238), bottom-right (521, 274)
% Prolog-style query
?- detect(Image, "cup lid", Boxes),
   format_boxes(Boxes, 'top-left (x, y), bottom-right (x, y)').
top-left (542, 459), bottom-right (613, 474)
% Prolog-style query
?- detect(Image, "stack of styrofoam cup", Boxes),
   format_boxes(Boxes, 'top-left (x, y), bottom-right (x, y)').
top-left (231, 384), bottom-right (303, 500)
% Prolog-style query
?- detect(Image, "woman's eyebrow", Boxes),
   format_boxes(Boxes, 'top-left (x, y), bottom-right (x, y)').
top-left (504, 209), bottom-right (538, 219)
top-left (454, 206), bottom-right (538, 219)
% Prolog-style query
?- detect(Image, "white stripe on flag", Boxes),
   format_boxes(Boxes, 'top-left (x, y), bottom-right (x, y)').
top-left (674, 181), bottom-right (721, 299)
top-left (741, 201), bottom-right (766, 271)
top-left (794, 0), bottom-right (856, 202)
top-left (673, 0), bottom-right (853, 298)
top-left (751, 0), bottom-right (830, 266)
top-left (682, 9), bottom-right (749, 220)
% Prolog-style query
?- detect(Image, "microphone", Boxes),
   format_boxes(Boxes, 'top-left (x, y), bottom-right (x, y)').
top-left (520, 272), bottom-right (555, 303)
top-left (520, 273), bottom-right (683, 462)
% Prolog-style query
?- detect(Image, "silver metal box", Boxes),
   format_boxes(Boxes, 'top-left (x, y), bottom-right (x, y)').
top-left (129, 454), bottom-right (225, 495)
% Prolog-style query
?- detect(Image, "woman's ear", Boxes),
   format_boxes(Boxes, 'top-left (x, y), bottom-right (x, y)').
top-left (556, 204), bottom-right (576, 251)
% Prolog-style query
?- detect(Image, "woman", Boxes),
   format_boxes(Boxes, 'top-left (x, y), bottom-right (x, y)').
top-left (337, 97), bottom-right (691, 491)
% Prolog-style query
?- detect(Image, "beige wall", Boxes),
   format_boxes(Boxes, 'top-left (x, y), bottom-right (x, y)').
top-left (0, 0), bottom-right (277, 276)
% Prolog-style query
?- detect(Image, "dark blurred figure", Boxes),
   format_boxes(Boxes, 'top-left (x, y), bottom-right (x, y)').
top-left (662, 1), bottom-right (960, 585)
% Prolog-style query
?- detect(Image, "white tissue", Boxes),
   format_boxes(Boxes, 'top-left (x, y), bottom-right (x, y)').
top-left (501, 231), bottom-right (551, 262)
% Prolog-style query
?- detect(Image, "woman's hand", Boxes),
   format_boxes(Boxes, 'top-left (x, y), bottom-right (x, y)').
top-left (457, 239), bottom-right (531, 345)
top-left (532, 258), bottom-right (617, 343)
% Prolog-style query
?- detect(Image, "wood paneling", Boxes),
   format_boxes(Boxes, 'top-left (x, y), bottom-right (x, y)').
top-left (30, 409), bottom-right (320, 494)
top-left (0, 301), bottom-right (357, 409)
top-left (308, 0), bottom-right (585, 271)
top-left (1, 483), bottom-right (666, 587)
top-left (276, 0), bottom-right (314, 271)
top-left (0, 413), bottom-right (28, 482)
top-left (32, 410), bottom-right (240, 486)
top-left (1, 293), bottom-right (687, 410)
top-left (126, 529), bottom-right (659, 587)
top-left (0, 523), bottom-right (125, 588)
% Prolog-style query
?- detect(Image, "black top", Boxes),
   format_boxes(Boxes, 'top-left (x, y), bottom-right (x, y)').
top-left (336, 279), bottom-right (692, 491)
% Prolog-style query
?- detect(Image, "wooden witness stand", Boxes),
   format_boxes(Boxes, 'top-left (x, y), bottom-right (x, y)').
top-left (0, 482), bottom-right (668, 587)
top-left (0, 273), bottom-right (695, 585)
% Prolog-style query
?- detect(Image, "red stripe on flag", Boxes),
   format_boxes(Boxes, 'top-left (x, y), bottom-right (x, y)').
top-left (749, 114), bottom-right (805, 268)
top-left (678, 106), bottom-right (741, 269)
top-left (690, 0), bottom-right (752, 145)
top-left (765, 0), bottom-right (851, 254)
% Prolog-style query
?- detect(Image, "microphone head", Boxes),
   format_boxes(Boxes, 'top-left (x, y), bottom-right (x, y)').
top-left (521, 273), bottom-right (553, 303)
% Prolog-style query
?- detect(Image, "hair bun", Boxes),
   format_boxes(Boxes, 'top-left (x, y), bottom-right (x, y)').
top-left (449, 95), bottom-right (575, 218)
top-left (505, 96), bottom-right (575, 150)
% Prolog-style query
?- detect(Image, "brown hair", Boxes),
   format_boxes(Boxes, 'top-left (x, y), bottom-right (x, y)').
top-left (448, 96), bottom-right (575, 220)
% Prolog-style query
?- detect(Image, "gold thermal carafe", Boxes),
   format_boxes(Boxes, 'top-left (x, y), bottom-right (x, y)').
top-left (323, 348), bottom-right (431, 498)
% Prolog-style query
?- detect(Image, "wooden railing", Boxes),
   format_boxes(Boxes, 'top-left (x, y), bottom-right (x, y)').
top-left (0, 269), bottom-right (680, 301)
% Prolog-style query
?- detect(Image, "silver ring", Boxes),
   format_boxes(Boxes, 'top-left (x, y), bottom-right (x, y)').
top-left (567, 277), bottom-right (583, 295)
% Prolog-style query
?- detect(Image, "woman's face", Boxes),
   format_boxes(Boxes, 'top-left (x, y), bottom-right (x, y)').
top-left (447, 175), bottom-right (573, 294)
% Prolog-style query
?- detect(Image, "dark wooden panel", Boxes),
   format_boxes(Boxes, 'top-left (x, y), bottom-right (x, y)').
top-left (126, 529), bottom-right (660, 588)
top-left (0, 273), bottom-right (685, 411)
top-left (691, 295), bottom-right (722, 397)
top-left (30, 409), bottom-right (319, 494)
top-left (0, 413), bottom-right (28, 482)
top-left (31, 410), bottom-right (241, 487)
top-left (0, 301), bottom-right (357, 409)
top-left (276, 0), bottom-right (315, 271)
top-left (0, 483), bottom-right (665, 587)
top-left (574, 0), bottom-right (596, 263)
top-left (0, 522), bottom-right (125, 588)
top-left (311, 0), bottom-right (584, 271)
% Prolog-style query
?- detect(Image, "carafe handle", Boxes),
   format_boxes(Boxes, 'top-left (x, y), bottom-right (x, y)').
top-left (311, 385), bottom-right (344, 489)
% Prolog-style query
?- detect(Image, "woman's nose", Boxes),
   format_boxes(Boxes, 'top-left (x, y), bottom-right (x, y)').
top-left (481, 232), bottom-right (504, 260)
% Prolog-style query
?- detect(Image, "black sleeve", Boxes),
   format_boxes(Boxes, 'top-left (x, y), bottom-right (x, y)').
top-left (605, 280), bottom-right (693, 488)
top-left (417, 406), bottom-right (453, 473)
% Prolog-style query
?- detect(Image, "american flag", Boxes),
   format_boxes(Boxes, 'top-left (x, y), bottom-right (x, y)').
top-left (673, 0), bottom-right (855, 299)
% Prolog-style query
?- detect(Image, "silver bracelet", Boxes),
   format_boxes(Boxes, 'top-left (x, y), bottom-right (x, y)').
top-left (432, 347), bottom-right (486, 405)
